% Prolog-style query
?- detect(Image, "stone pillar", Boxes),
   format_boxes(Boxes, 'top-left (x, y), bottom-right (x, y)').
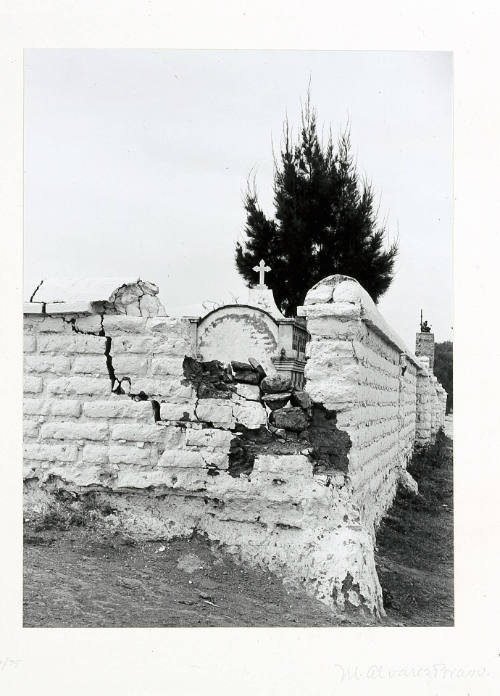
top-left (415, 357), bottom-right (432, 446)
top-left (415, 331), bottom-right (435, 371)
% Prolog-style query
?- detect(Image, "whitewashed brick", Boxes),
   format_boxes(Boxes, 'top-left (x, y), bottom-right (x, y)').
top-left (73, 315), bottom-right (103, 334)
top-left (146, 316), bottom-right (191, 333)
top-left (185, 428), bottom-right (234, 449)
top-left (82, 444), bottom-right (109, 465)
top-left (24, 303), bottom-right (44, 315)
top-left (23, 399), bottom-right (81, 417)
top-left (23, 419), bottom-right (39, 438)
top-left (72, 356), bottom-right (109, 375)
top-left (159, 402), bottom-right (195, 421)
top-left (253, 454), bottom-right (312, 476)
top-left (111, 354), bottom-right (148, 376)
top-left (199, 451), bottom-right (229, 469)
top-left (38, 317), bottom-right (70, 333)
top-left (73, 335), bottom-right (107, 353)
top-left (132, 378), bottom-right (194, 402)
top-left (109, 445), bottom-right (151, 466)
top-left (47, 376), bottom-right (110, 396)
top-left (41, 422), bottom-right (108, 441)
top-left (195, 399), bottom-right (234, 428)
top-left (24, 376), bottom-right (43, 393)
top-left (37, 335), bottom-right (76, 353)
top-left (121, 467), bottom-right (210, 491)
top-left (24, 443), bottom-right (78, 462)
top-left (24, 355), bottom-right (71, 374)
top-left (110, 336), bottom-right (153, 353)
top-left (151, 356), bottom-right (184, 376)
top-left (158, 449), bottom-right (205, 468)
top-left (24, 335), bottom-right (36, 353)
top-left (50, 400), bottom-right (82, 417)
top-left (24, 399), bottom-right (48, 415)
top-left (151, 338), bottom-right (194, 356)
top-left (113, 468), bottom-right (177, 489)
top-left (102, 316), bottom-right (147, 335)
top-left (111, 423), bottom-right (164, 443)
top-left (158, 425), bottom-right (187, 449)
top-left (83, 400), bottom-right (152, 420)
top-left (46, 464), bottom-right (105, 487)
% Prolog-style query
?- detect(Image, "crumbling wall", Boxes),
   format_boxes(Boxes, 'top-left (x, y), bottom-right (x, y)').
top-left (23, 275), bottom-right (447, 619)
top-left (23, 311), bottom-right (197, 485)
top-left (23, 290), bottom-right (383, 617)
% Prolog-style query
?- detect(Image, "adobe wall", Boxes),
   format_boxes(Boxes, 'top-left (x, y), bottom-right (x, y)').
top-left (298, 275), bottom-right (443, 532)
top-left (23, 276), bottom-right (446, 619)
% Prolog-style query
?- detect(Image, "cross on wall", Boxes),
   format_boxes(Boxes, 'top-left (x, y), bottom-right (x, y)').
top-left (252, 259), bottom-right (270, 286)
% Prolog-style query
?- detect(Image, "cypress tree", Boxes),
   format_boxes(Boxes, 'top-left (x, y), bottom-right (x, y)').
top-left (235, 96), bottom-right (398, 316)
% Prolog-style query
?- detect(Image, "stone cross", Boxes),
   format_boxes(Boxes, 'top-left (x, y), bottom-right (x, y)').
top-left (253, 259), bottom-right (270, 287)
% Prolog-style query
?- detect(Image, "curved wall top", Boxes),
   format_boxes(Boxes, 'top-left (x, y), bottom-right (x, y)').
top-left (197, 304), bottom-right (279, 374)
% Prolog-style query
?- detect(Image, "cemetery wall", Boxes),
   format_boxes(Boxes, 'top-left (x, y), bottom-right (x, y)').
top-left (23, 276), bottom-right (446, 618)
top-left (298, 276), bottom-right (442, 532)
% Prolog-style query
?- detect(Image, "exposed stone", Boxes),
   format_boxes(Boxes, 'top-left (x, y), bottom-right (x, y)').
top-left (230, 360), bottom-right (261, 385)
top-left (261, 392), bottom-right (292, 410)
top-left (248, 358), bottom-right (266, 381)
top-left (107, 280), bottom-right (165, 317)
top-left (227, 434), bottom-right (258, 477)
top-left (307, 405), bottom-right (351, 474)
top-left (231, 360), bottom-right (252, 372)
top-left (260, 375), bottom-right (293, 394)
top-left (232, 370), bottom-right (260, 385)
top-left (233, 401), bottom-right (268, 430)
top-left (195, 399), bottom-right (235, 429)
top-left (270, 406), bottom-right (309, 432)
top-left (234, 383), bottom-right (261, 401)
top-left (303, 274), bottom-right (355, 305)
top-left (28, 277), bottom-right (166, 317)
top-left (182, 356), bottom-right (234, 399)
top-left (290, 390), bottom-right (312, 410)
top-left (399, 469), bottom-right (419, 496)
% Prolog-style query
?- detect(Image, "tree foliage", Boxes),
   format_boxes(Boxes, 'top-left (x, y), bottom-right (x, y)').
top-left (235, 96), bottom-right (398, 316)
top-left (434, 341), bottom-right (453, 413)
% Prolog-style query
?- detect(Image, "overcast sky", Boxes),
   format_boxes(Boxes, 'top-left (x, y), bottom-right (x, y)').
top-left (24, 50), bottom-right (452, 347)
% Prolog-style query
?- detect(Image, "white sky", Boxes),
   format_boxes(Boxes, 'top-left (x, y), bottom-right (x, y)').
top-left (24, 49), bottom-right (452, 347)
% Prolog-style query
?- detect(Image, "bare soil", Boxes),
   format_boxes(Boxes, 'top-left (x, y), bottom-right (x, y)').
top-left (375, 426), bottom-right (454, 626)
top-left (23, 427), bottom-right (453, 627)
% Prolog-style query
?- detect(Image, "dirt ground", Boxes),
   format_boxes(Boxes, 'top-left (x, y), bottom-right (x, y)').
top-left (23, 424), bottom-right (453, 627)
top-left (375, 422), bottom-right (454, 626)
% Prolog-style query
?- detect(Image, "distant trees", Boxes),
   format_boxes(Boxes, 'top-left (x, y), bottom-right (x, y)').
top-left (235, 94), bottom-right (398, 316)
top-left (434, 341), bottom-right (453, 413)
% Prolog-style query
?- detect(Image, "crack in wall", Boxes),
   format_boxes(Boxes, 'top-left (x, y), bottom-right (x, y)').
top-left (63, 315), bottom-right (105, 337)
top-left (29, 279), bottom-right (44, 303)
top-left (62, 313), bottom-right (161, 416)
top-left (150, 400), bottom-right (161, 422)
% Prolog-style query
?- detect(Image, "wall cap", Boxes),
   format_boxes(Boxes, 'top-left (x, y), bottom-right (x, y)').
top-left (299, 275), bottom-right (422, 368)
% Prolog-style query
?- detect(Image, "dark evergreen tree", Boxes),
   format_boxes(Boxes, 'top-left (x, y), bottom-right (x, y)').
top-left (235, 96), bottom-right (398, 316)
top-left (434, 341), bottom-right (453, 413)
